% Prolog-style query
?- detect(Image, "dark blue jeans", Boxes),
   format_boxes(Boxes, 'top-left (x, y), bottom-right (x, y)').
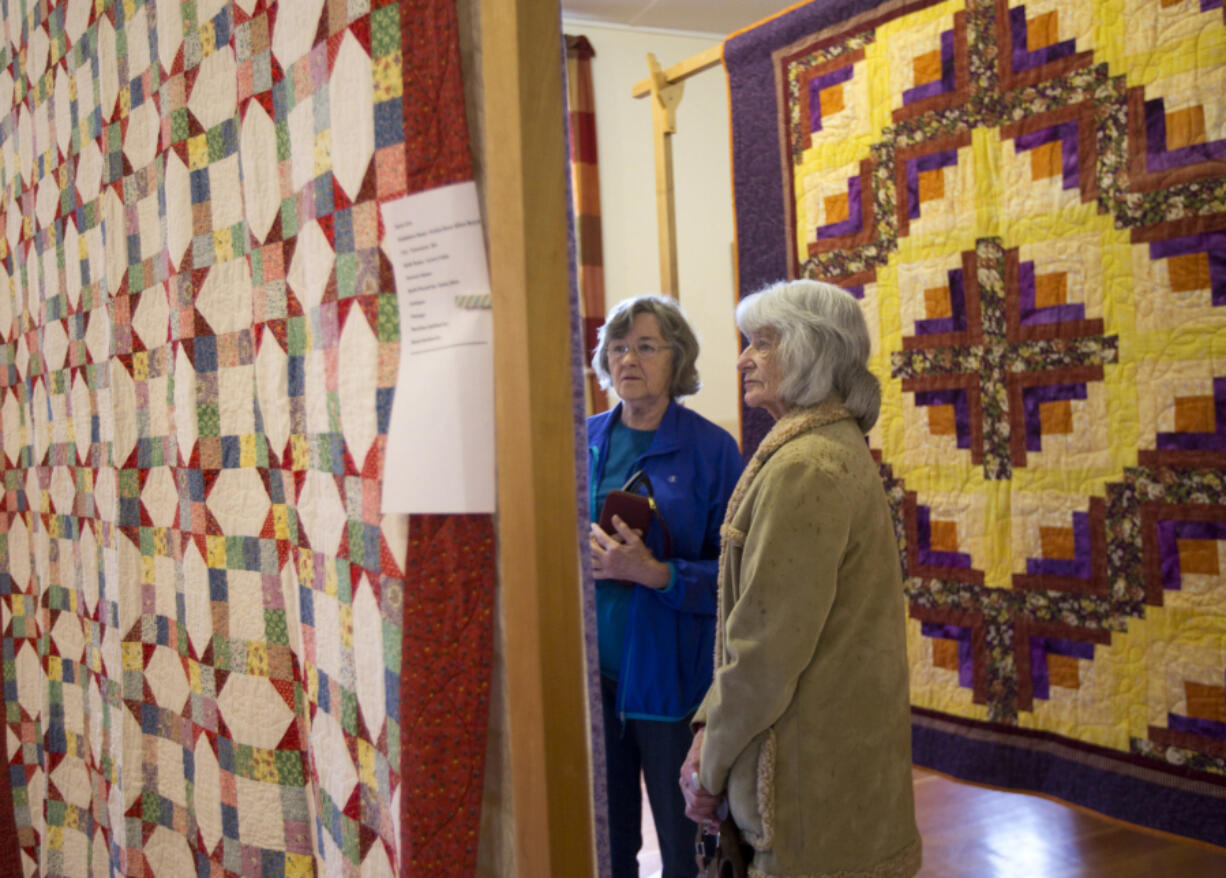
top-left (601, 675), bottom-right (699, 878)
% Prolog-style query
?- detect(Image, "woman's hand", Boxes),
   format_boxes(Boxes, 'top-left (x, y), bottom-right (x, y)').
top-left (679, 728), bottom-right (722, 831)
top-left (589, 516), bottom-right (671, 588)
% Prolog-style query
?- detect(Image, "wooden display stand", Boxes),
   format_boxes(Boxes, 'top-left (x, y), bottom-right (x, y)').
top-left (476, 12), bottom-right (723, 873)
top-left (481, 0), bottom-right (596, 875)
top-left (633, 46), bottom-right (722, 297)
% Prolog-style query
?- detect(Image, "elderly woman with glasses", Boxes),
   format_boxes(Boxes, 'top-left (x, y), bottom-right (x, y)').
top-left (587, 295), bottom-right (744, 878)
top-left (679, 280), bottom-right (921, 878)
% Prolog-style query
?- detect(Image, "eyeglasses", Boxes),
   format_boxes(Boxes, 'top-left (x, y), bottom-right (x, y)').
top-left (610, 341), bottom-right (665, 360)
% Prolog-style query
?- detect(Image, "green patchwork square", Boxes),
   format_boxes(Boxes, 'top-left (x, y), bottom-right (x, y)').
top-left (275, 748), bottom-right (305, 786)
top-left (140, 789), bottom-right (169, 826)
top-left (274, 114), bottom-right (292, 163)
top-left (47, 798), bottom-right (66, 826)
top-left (279, 195), bottom-right (299, 240)
top-left (119, 468), bottom-right (140, 498)
top-left (263, 608), bottom-right (288, 646)
top-left (371, 5), bottom-right (400, 57)
top-left (197, 403), bottom-right (219, 437)
top-left (339, 686), bottom-right (358, 735)
top-left (335, 251), bottom-right (357, 299)
top-left (286, 316), bottom-right (308, 357)
top-left (169, 107), bottom-right (190, 144)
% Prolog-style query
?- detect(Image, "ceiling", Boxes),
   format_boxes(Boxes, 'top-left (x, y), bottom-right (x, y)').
top-left (559, 0), bottom-right (795, 37)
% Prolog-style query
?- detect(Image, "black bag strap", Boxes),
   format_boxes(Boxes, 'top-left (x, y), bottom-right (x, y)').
top-left (619, 470), bottom-right (672, 557)
top-left (620, 469), bottom-right (653, 496)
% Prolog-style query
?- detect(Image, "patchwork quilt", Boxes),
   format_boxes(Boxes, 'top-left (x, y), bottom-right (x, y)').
top-left (725, 0), bottom-right (1226, 845)
top-left (0, 1), bottom-right (494, 876)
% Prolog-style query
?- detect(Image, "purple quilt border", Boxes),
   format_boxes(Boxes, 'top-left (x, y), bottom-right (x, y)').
top-left (913, 708), bottom-right (1226, 847)
top-left (725, 0), bottom-right (894, 294)
top-left (725, 0), bottom-right (896, 451)
top-left (563, 40), bottom-right (611, 878)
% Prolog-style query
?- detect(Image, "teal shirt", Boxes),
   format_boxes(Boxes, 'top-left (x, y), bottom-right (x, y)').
top-left (593, 419), bottom-right (655, 680)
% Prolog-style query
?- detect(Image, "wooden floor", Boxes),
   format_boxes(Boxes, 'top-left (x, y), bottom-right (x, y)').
top-left (912, 767), bottom-right (1226, 877)
top-left (637, 767), bottom-right (1226, 877)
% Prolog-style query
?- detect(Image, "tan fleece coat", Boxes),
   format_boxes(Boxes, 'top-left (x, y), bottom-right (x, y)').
top-left (694, 401), bottom-right (921, 878)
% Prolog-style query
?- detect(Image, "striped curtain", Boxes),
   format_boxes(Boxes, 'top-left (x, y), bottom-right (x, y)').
top-left (565, 35), bottom-right (609, 415)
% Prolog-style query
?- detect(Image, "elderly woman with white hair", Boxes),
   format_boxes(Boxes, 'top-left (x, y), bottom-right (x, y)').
top-left (680, 280), bottom-right (921, 878)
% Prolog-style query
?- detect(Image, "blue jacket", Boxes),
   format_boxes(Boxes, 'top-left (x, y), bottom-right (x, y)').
top-left (588, 400), bottom-right (744, 720)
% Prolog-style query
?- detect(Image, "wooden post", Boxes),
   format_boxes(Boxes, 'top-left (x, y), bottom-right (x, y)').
top-left (480, 0), bottom-right (596, 876)
top-left (630, 45), bottom-right (722, 100)
top-left (646, 52), bottom-right (682, 297)
top-left (635, 45), bottom-right (721, 299)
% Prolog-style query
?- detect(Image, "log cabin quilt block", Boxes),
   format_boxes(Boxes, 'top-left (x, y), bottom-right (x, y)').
top-left (726, 0), bottom-right (1226, 845)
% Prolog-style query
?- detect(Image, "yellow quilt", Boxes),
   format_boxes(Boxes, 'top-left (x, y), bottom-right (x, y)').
top-left (725, 0), bottom-right (1226, 843)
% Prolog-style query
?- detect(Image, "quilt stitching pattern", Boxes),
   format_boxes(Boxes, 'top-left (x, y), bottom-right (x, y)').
top-left (728, 0), bottom-right (1226, 840)
top-left (0, 1), bottom-right (492, 875)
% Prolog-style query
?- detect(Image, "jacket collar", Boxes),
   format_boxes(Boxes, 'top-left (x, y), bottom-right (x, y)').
top-left (589, 399), bottom-right (685, 457)
top-left (751, 396), bottom-right (852, 467)
top-left (722, 396), bottom-right (853, 530)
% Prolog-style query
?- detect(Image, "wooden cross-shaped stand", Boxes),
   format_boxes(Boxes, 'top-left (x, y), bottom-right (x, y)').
top-left (632, 45), bottom-right (721, 298)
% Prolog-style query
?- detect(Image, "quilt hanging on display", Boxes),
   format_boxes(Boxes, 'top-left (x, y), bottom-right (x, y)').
top-left (726, 0), bottom-right (1226, 846)
top-left (0, 0), bottom-right (495, 876)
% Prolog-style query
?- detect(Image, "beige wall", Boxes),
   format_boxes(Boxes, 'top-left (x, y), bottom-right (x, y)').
top-left (566, 20), bottom-right (742, 440)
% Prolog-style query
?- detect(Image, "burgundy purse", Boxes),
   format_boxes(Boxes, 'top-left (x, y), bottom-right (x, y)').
top-left (598, 470), bottom-right (672, 555)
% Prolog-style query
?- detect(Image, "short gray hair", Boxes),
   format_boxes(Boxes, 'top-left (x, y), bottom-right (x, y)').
top-left (591, 295), bottom-right (701, 399)
top-left (735, 280), bottom-right (880, 432)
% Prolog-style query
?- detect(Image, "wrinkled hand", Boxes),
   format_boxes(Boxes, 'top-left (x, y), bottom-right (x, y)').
top-left (589, 516), bottom-right (671, 589)
top-left (680, 728), bottom-right (722, 831)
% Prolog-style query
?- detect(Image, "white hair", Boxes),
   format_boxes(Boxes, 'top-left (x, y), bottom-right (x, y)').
top-left (735, 280), bottom-right (881, 432)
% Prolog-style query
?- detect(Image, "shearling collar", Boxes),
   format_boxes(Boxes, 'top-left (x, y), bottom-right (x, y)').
top-left (723, 397), bottom-right (853, 529)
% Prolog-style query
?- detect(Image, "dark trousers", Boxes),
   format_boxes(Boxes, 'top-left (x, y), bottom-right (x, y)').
top-left (601, 675), bottom-right (698, 878)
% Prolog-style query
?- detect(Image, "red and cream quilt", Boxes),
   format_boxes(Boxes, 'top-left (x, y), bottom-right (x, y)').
top-left (0, 1), bottom-right (494, 876)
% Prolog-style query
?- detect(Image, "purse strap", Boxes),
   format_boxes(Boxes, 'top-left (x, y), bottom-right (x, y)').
top-left (620, 469), bottom-right (654, 497)
top-left (694, 817), bottom-right (750, 878)
top-left (619, 470), bottom-right (672, 557)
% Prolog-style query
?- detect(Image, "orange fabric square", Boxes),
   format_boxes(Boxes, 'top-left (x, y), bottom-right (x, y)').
top-left (1167, 252), bottom-right (1212, 293)
top-left (927, 403), bottom-right (958, 436)
top-left (1026, 11), bottom-right (1060, 51)
top-left (929, 520), bottom-right (959, 553)
top-left (1039, 399), bottom-right (1073, 435)
top-left (924, 285), bottom-right (952, 319)
top-left (1040, 526), bottom-right (1077, 560)
top-left (1034, 272), bottom-right (1068, 308)
top-left (824, 193), bottom-right (850, 225)
top-left (819, 84), bottom-right (845, 118)
top-left (917, 167), bottom-right (945, 204)
top-left (1047, 653), bottom-right (1080, 689)
top-left (1160, 0), bottom-right (1183, 6)
top-left (1165, 106), bottom-right (1207, 151)
top-left (1177, 538), bottom-right (1220, 575)
top-left (931, 637), bottom-right (960, 671)
top-left (573, 162), bottom-right (602, 216)
top-left (912, 50), bottom-right (943, 86)
top-left (1185, 681), bottom-right (1226, 723)
top-left (1174, 395), bottom-right (1216, 433)
top-left (1029, 140), bottom-right (1062, 180)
